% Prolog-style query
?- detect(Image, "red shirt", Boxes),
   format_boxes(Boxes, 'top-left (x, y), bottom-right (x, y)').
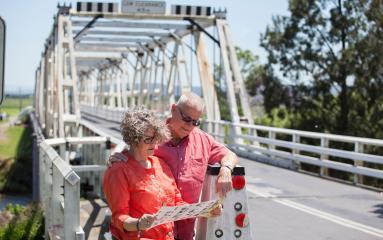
top-left (154, 127), bottom-right (228, 240)
top-left (103, 155), bottom-right (184, 240)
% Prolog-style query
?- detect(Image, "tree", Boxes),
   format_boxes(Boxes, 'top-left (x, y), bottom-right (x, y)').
top-left (233, 47), bottom-right (290, 114)
top-left (245, 64), bottom-right (290, 114)
top-left (261, 0), bottom-right (383, 136)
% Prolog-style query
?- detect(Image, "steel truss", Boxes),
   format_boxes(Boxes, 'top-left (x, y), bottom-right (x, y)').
top-left (35, 5), bottom-right (253, 138)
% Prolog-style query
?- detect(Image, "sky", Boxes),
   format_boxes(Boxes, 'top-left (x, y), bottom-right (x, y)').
top-left (0, 0), bottom-right (289, 94)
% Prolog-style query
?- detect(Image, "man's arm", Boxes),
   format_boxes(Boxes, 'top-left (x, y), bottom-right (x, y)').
top-left (216, 150), bottom-right (238, 197)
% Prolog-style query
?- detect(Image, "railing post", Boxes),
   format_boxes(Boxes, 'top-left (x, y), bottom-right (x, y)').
top-left (268, 131), bottom-right (276, 158)
top-left (64, 170), bottom-right (82, 240)
top-left (320, 137), bottom-right (329, 177)
top-left (292, 134), bottom-right (301, 170)
top-left (206, 120), bottom-right (212, 137)
top-left (32, 133), bottom-right (40, 201)
top-left (52, 162), bottom-right (65, 238)
top-left (39, 148), bottom-right (50, 240)
top-left (228, 123), bottom-right (236, 146)
top-left (250, 128), bottom-right (255, 146)
top-left (354, 142), bottom-right (364, 185)
top-left (45, 153), bottom-right (53, 239)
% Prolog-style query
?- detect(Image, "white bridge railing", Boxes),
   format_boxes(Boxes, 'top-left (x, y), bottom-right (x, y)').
top-left (31, 111), bottom-right (116, 240)
top-left (203, 120), bottom-right (383, 187)
top-left (37, 136), bottom-right (114, 240)
top-left (39, 140), bottom-right (85, 240)
top-left (80, 104), bottom-right (125, 123)
top-left (80, 105), bottom-right (383, 187)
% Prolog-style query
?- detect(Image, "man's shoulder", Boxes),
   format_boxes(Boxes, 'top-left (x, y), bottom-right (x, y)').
top-left (191, 127), bottom-right (210, 136)
top-left (190, 127), bottom-right (213, 141)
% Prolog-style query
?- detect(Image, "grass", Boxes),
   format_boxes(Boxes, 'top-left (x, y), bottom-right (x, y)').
top-left (0, 203), bottom-right (44, 240)
top-left (0, 96), bottom-right (33, 193)
top-left (0, 126), bottom-right (26, 158)
top-left (0, 97), bottom-right (32, 116)
top-left (0, 98), bottom-right (44, 240)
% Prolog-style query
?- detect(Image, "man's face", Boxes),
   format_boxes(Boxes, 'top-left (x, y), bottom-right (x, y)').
top-left (170, 104), bottom-right (202, 139)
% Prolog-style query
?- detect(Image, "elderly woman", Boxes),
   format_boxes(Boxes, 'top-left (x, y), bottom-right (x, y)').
top-left (102, 108), bottom-right (185, 240)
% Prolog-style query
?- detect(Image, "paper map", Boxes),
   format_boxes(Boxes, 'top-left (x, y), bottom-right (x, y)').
top-left (151, 199), bottom-right (220, 227)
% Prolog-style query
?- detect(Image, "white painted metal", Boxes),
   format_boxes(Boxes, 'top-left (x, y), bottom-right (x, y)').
top-left (39, 141), bottom-right (85, 240)
top-left (196, 166), bottom-right (253, 240)
top-left (194, 32), bottom-right (221, 126)
top-left (72, 20), bottom-right (191, 30)
top-left (223, 22), bottom-right (253, 124)
top-left (203, 120), bottom-right (383, 181)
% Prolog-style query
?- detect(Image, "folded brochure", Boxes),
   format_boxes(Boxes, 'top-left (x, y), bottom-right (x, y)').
top-left (150, 199), bottom-right (220, 228)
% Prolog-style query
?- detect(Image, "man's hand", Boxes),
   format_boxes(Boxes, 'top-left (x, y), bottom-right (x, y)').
top-left (216, 151), bottom-right (238, 197)
top-left (107, 151), bottom-right (128, 167)
top-left (216, 166), bottom-right (233, 197)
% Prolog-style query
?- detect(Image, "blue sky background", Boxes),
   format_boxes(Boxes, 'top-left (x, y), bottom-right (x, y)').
top-left (0, 0), bottom-right (288, 94)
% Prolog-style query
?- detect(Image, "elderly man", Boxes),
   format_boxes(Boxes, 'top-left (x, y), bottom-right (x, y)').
top-left (110, 92), bottom-right (238, 240)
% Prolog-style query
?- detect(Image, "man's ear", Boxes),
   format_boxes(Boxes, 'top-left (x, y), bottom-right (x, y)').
top-left (171, 104), bottom-right (176, 113)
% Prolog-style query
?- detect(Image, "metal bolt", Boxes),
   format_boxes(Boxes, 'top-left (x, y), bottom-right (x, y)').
top-left (234, 229), bottom-right (242, 238)
top-left (215, 229), bottom-right (223, 238)
top-left (234, 202), bottom-right (242, 211)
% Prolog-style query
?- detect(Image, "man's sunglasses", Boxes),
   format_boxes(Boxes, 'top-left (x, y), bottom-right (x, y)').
top-left (178, 108), bottom-right (201, 126)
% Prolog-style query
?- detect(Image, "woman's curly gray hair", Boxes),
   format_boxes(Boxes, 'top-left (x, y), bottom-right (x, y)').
top-left (120, 107), bottom-right (170, 146)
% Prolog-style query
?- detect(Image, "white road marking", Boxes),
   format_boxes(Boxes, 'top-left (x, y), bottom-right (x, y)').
top-left (246, 184), bottom-right (383, 238)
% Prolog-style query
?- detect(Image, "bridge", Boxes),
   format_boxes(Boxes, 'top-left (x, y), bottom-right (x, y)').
top-left (30, 2), bottom-right (383, 240)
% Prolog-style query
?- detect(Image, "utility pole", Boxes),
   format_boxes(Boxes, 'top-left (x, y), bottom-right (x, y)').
top-left (19, 87), bottom-right (22, 111)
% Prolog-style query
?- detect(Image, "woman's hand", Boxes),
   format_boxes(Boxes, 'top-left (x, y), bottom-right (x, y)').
top-left (138, 214), bottom-right (156, 230)
top-left (208, 203), bottom-right (223, 217)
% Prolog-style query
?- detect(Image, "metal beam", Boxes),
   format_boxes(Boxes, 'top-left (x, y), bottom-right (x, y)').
top-left (185, 17), bottom-right (220, 47)
top-left (73, 30), bottom-right (171, 38)
top-left (74, 14), bottom-right (103, 41)
top-left (70, 11), bottom-right (217, 21)
top-left (80, 36), bottom-right (153, 44)
top-left (75, 43), bottom-right (139, 51)
top-left (72, 20), bottom-right (192, 30)
top-left (75, 51), bottom-right (124, 59)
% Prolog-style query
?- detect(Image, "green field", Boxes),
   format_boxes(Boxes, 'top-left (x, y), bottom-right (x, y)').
top-left (0, 97), bottom-right (42, 239)
top-left (0, 97), bottom-right (32, 116)
top-left (0, 97), bottom-right (33, 193)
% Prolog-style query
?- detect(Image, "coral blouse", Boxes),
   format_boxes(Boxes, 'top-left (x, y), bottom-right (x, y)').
top-left (103, 154), bottom-right (185, 240)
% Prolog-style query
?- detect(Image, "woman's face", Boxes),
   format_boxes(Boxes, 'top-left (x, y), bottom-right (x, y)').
top-left (135, 128), bottom-right (156, 159)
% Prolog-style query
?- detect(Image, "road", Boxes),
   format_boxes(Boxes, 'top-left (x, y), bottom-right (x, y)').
top-left (243, 158), bottom-right (383, 240)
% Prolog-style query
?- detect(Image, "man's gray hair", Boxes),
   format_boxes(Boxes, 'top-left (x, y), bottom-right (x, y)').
top-left (176, 92), bottom-right (205, 112)
top-left (120, 107), bottom-right (170, 146)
